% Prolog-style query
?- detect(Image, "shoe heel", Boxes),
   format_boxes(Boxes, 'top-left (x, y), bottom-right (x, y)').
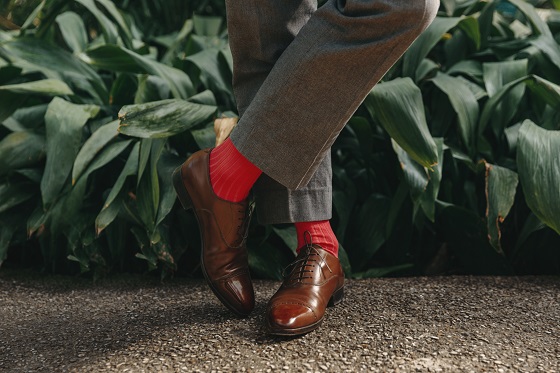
top-left (172, 167), bottom-right (194, 210)
top-left (327, 286), bottom-right (344, 307)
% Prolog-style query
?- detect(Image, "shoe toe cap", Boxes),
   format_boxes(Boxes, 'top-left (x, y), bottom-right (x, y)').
top-left (216, 273), bottom-right (255, 316)
top-left (267, 302), bottom-right (317, 330)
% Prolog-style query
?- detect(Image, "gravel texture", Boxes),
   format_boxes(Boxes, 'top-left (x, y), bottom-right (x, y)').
top-left (0, 271), bottom-right (559, 372)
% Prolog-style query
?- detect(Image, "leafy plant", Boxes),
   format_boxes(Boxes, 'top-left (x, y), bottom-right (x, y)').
top-left (0, 0), bottom-right (559, 278)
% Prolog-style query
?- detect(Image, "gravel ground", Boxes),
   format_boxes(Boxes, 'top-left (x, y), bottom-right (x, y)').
top-left (0, 271), bottom-right (559, 372)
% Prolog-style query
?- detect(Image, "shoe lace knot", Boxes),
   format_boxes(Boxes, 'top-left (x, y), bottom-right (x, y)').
top-left (282, 231), bottom-right (333, 284)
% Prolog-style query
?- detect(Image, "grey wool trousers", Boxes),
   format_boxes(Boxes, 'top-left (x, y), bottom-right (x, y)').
top-left (226, 0), bottom-right (439, 224)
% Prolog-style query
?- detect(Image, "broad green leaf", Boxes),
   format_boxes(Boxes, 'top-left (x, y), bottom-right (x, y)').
top-left (392, 140), bottom-right (428, 202)
top-left (2, 37), bottom-right (107, 104)
top-left (192, 14), bottom-right (222, 36)
top-left (0, 91), bottom-right (27, 124)
top-left (352, 263), bottom-right (413, 279)
top-left (0, 79), bottom-right (73, 96)
top-left (0, 131), bottom-right (45, 176)
top-left (479, 75), bottom-right (560, 134)
top-left (96, 142), bottom-right (139, 234)
top-left (0, 225), bottom-right (16, 267)
top-left (513, 213), bottom-right (547, 258)
top-left (483, 60), bottom-right (527, 96)
top-left (55, 11), bottom-right (88, 53)
top-left (134, 75), bottom-right (170, 104)
top-left (0, 182), bottom-right (35, 213)
top-left (118, 99), bottom-right (216, 138)
top-left (95, 0), bottom-right (133, 47)
top-left (272, 226), bottom-right (298, 256)
top-left (483, 60), bottom-right (527, 136)
top-left (41, 98), bottom-right (99, 208)
top-left (155, 151), bottom-right (181, 226)
top-left (75, 0), bottom-right (119, 44)
top-left (185, 48), bottom-right (232, 95)
top-left (402, 17), bottom-right (463, 78)
top-left (248, 241), bottom-right (290, 280)
top-left (366, 77), bottom-right (438, 169)
top-left (350, 194), bottom-right (391, 271)
top-left (517, 120), bottom-right (560, 235)
top-left (191, 125), bottom-right (216, 149)
top-left (20, 0), bottom-right (45, 30)
top-left (419, 138), bottom-right (444, 222)
top-left (507, 0), bottom-right (552, 37)
top-left (66, 140), bottom-right (132, 226)
top-left (72, 120), bottom-right (119, 184)
top-left (432, 73), bottom-right (479, 153)
top-left (415, 59), bottom-right (438, 82)
top-left (438, 205), bottom-right (512, 274)
top-left (484, 162), bottom-right (519, 252)
top-left (531, 35), bottom-right (560, 72)
top-left (83, 44), bottom-right (194, 99)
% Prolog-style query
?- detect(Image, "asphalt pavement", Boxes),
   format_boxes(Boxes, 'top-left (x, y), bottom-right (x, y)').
top-left (0, 271), bottom-right (558, 372)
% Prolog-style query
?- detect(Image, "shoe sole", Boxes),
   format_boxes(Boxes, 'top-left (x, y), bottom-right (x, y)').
top-left (173, 166), bottom-right (251, 318)
top-left (267, 285), bottom-right (345, 336)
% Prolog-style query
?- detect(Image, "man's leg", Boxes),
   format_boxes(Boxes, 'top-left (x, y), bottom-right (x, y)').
top-left (226, 0), bottom-right (333, 228)
top-left (229, 0), bottom-right (440, 190)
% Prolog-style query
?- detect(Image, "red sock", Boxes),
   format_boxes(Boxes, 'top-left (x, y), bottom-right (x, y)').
top-left (209, 138), bottom-right (262, 202)
top-left (295, 220), bottom-right (339, 258)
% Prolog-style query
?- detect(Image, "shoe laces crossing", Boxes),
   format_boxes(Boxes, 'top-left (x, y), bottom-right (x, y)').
top-left (233, 200), bottom-right (254, 247)
top-left (282, 231), bottom-right (333, 284)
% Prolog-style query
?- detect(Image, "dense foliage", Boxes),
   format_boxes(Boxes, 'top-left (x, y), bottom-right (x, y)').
top-left (0, 0), bottom-right (559, 279)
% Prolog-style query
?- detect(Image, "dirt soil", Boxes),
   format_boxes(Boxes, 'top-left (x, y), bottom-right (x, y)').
top-left (0, 271), bottom-right (559, 372)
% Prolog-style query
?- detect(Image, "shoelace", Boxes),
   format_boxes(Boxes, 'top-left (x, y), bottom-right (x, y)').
top-left (282, 231), bottom-right (333, 284)
top-left (232, 201), bottom-right (254, 248)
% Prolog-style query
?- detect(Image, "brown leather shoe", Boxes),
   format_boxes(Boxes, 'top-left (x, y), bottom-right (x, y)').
top-left (266, 243), bottom-right (344, 336)
top-left (172, 149), bottom-right (255, 317)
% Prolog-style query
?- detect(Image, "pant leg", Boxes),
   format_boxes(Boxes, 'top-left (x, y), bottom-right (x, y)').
top-left (226, 0), bottom-right (332, 224)
top-left (230, 0), bottom-right (440, 190)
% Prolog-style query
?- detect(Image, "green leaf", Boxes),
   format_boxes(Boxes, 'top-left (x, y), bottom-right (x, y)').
top-left (0, 182), bottom-right (35, 214)
top-left (517, 120), bottom-right (560, 235)
top-left (0, 131), bottom-right (45, 176)
top-left (155, 151), bottom-right (181, 226)
top-left (41, 98), bottom-right (99, 208)
top-left (507, 0), bottom-right (552, 38)
top-left (0, 79), bottom-right (73, 96)
top-left (419, 138), bottom-right (444, 222)
top-left (55, 11), bottom-right (88, 53)
top-left (531, 35), bottom-right (560, 72)
top-left (95, 0), bottom-right (133, 47)
top-left (392, 139), bottom-right (428, 202)
top-left (83, 44), bottom-right (195, 99)
top-left (75, 0), bottom-right (119, 44)
top-left (402, 17), bottom-right (463, 78)
top-left (2, 37), bottom-right (107, 104)
top-left (96, 142), bottom-right (139, 234)
top-left (192, 14), bottom-right (223, 36)
top-left (479, 75), bottom-right (560, 135)
top-left (191, 125), bottom-right (216, 149)
top-left (484, 162), bottom-right (519, 253)
top-left (118, 99), bottom-right (216, 138)
top-left (366, 77), bottom-right (438, 169)
top-left (353, 263), bottom-right (413, 279)
top-left (0, 225), bottom-right (16, 267)
top-left (72, 120), bottom-right (119, 184)
top-left (134, 75), bottom-right (170, 104)
top-left (272, 226), bottom-right (298, 256)
top-left (432, 73), bottom-right (479, 153)
top-left (350, 194), bottom-right (391, 271)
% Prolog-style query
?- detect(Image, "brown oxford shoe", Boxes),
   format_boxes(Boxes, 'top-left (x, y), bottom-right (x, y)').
top-left (172, 149), bottom-right (255, 317)
top-left (267, 242), bottom-right (344, 336)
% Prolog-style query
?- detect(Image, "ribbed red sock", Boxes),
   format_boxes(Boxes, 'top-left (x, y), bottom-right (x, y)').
top-left (209, 138), bottom-right (262, 202)
top-left (295, 220), bottom-right (339, 258)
